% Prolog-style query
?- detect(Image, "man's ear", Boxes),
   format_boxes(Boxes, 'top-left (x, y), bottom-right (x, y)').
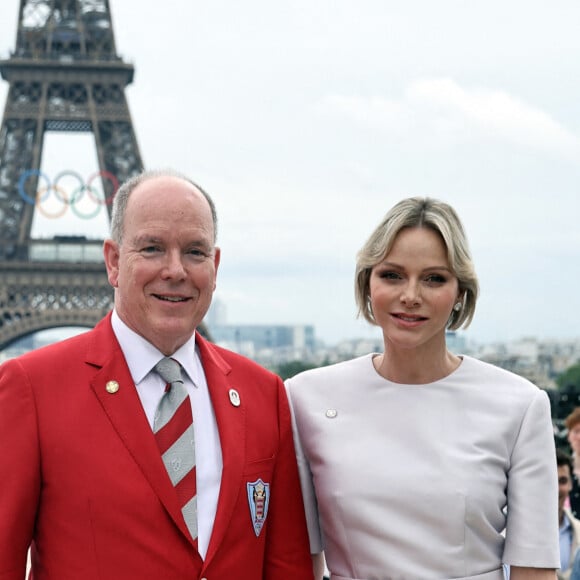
top-left (103, 239), bottom-right (120, 288)
top-left (212, 247), bottom-right (221, 291)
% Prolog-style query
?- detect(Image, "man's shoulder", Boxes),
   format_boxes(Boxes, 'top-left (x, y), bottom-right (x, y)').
top-left (1, 315), bottom-right (110, 369)
top-left (10, 326), bottom-right (95, 362)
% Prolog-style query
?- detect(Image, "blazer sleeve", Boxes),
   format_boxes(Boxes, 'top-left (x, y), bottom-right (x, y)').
top-left (0, 358), bottom-right (40, 580)
top-left (503, 388), bottom-right (560, 568)
top-left (262, 375), bottom-right (314, 579)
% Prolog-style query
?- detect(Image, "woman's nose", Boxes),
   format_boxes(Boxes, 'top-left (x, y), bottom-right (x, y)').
top-left (400, 281), bottom-right (421, 306)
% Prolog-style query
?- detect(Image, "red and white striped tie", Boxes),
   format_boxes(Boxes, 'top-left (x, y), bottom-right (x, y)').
top-left (153, 357), bottom-right (197, 544)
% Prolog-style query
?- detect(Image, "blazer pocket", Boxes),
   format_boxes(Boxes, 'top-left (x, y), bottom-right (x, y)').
top-left (243, 455), bottom-right (275, 478)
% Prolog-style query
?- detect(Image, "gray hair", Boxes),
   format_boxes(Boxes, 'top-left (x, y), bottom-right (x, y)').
top-left (109, 169), bottom-right (218, 244)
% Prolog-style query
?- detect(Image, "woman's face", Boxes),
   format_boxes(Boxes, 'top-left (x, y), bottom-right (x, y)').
top-left (369, 226), bottom-right (460, 353)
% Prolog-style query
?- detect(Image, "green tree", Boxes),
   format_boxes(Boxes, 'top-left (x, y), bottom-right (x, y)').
top-left (275, 359), bottom-right (337, 380)
top-left (553, 363), bottom-right (580, 422)
top-left (557, 363), bottom-right (580, 390)
top-left (274, 360), bottom-right (318, 381)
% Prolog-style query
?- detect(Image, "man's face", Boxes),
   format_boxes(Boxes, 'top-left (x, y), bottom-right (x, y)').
top-left (559, 464), bottom-right (573, 516)
top-left (104, 175), bottom-right (220, 355)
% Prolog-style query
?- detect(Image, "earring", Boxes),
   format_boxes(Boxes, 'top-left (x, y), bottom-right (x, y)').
top-left (453, 302), bottom-right (462, 312)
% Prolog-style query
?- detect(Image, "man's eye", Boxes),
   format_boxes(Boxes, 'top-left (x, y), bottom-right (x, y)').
top-left (142, 246), bottom-right (161, 253)
top-left (188, 248), bottom-right (207, 257)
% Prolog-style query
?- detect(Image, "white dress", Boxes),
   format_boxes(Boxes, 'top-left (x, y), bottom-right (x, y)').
top-left (285, 355), bottom-right (559, 580)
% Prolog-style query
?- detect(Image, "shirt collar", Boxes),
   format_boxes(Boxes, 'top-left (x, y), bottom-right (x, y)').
top-left (111, 309), bottom-right (200, 386)
top-left (561, 511), bottom-right (572, 533)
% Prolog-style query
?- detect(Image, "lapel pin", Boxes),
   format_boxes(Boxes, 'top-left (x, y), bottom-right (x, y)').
top-left (105, 380), bottom-right (119, 394)
top-left (326, 409), bottom-right (338, 418)
top-left (229, 388), bottom-right (241, 407)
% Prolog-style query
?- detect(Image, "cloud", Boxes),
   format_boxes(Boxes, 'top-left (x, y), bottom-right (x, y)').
top-left (321, 78), bottom-right (580, 160)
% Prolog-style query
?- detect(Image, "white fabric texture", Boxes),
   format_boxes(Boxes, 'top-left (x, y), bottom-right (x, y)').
top-left (286, 354), bottom-right (559, 580)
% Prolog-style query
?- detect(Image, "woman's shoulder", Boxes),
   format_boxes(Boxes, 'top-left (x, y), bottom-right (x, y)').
top-left (459, 354), bottom-right (543, 395)
top-left (285, 353), bottom-right (375, 390)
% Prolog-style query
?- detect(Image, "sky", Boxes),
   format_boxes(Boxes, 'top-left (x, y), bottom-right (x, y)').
top-left (1, 0), bottom-right (579, 347)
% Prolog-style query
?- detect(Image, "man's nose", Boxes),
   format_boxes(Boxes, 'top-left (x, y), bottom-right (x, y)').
top-left (163, 251), bottom-right (187, 279)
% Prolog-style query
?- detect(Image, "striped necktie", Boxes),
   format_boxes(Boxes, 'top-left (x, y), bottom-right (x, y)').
top-left (153, 357), bottom-right (198, 544)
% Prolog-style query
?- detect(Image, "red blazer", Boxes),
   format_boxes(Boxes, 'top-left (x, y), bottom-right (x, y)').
top-left (0, 314), bottom-right (313, 580)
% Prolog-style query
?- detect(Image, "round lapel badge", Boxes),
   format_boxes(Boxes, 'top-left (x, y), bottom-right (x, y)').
top-left (229, 388), bottom-right (241, 407)
top-left (105, 380), bottom-right (119, 394)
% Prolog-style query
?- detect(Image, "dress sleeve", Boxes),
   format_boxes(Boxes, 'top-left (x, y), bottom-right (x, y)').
top-left (285, 378), bottom-right (324, 554)
top-left (503, 388), bottom-right (559, 568)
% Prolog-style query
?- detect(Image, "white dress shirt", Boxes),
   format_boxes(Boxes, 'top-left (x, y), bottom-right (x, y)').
top-left (111, 309), bottom-right (222, 559)
top-left (560, 512), bottom-right (573, 571)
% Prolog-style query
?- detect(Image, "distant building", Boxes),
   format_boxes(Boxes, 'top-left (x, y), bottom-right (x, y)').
top-left (205, 298), bottom-right (228, 328)
top-left (446, 330), bottom-right (468, 354)
top-left (210, 324), bottom-right (316, 353)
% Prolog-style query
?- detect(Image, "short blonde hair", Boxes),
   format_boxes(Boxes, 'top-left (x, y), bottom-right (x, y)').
top-left (355, 197), bottom-right (479, 330)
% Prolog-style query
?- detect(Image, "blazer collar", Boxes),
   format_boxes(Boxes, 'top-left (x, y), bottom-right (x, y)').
top-left (85, 317), bottom-right (249, 565)
top-left (195, 336), bottom-right (248, 565)
top-left (85, 314), bottom-right (201, 559)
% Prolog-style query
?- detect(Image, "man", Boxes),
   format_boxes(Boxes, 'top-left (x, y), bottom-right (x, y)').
top-left (0, 170), bottom-right (314, 579)
top-left (558, 448), bottom-right (580, 579)
top-left (566, 408), bottom-right (580, 517)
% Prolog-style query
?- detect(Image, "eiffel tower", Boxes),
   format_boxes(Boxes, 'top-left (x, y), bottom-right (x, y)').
top-left (0, 0), bottom-right (143, 351)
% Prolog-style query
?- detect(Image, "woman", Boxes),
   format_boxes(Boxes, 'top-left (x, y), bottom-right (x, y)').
top-left (286, 197), bottom-right (558, 580)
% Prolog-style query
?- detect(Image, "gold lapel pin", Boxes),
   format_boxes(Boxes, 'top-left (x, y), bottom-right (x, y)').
top-left (105, 380), bottom-right (120, 394)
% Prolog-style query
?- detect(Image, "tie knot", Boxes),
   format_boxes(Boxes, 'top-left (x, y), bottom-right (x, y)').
top-left (154, 357), bottom-right (183, 386)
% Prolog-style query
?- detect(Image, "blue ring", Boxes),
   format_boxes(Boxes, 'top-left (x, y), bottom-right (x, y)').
top-left (18, 169), bottom-right (51, 205)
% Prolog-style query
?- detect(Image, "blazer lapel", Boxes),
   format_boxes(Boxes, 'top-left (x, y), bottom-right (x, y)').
top-left (85, 315), bottom-right (198, 549)
top-left (196, 336), bottom-right (246, 564)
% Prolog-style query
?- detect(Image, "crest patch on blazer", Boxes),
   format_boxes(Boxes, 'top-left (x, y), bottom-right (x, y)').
top-left (246, 478), bottom-right (270, 537)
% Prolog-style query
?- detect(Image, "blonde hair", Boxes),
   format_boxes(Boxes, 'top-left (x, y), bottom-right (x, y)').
top-left (355, 197), bottom-right (479, 330)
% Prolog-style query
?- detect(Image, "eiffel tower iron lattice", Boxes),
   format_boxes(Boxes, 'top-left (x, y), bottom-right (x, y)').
top-left (0, 0), bottom-right (143, 351)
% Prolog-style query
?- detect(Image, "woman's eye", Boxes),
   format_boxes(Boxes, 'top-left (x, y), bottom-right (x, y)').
top-left (425, 274), bottom-right (446, 284)
top-left (379, 271), bottom-right (401, 280)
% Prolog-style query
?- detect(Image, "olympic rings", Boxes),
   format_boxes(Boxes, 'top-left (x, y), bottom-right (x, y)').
top-left (18, 169), bottom-right (119, 220)
top-left (36, 185), bottom-right (68, 219)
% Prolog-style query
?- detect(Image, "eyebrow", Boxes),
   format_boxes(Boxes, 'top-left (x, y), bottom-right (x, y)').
top-left (378, 261), bottom-right (453, 272)
top-left (133, 235), bottom-right (161, 244)
top-left (132, 235), bottom-right (213, 250)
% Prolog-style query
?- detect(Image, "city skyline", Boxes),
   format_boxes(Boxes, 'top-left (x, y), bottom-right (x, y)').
top-left (1, 1), bottom-right (579, 346)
